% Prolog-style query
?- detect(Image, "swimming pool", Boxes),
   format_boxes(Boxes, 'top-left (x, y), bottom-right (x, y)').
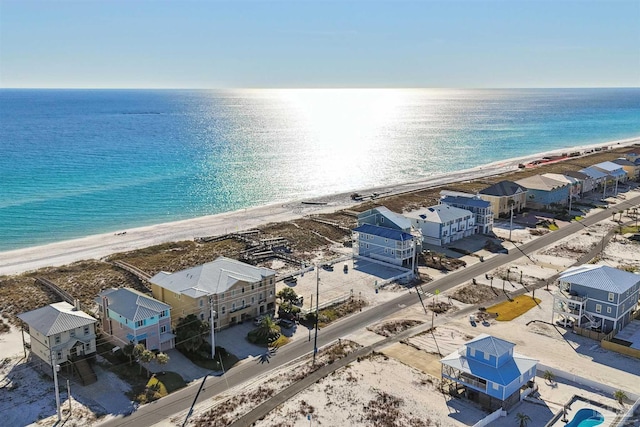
top-left (565, 408), bottom-right (604, 427)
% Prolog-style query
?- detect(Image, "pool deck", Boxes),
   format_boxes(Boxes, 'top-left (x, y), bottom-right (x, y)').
top-left (548, 396), bottom-right (618, 427)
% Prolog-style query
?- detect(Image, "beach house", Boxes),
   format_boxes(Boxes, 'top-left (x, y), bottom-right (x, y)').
top-left (96, 288), bottom-right (175, 351)
top-left (405, 205), bottom-right (475, 246)
top-left (357, 206), bottom-right (413, 232)
top-left (579, 166), bottom-right (609, 194)
top-left (515, 174), bottom-right (570, 210)
top-left (439, 194), bottom-right (494, 234)
top-left (541, 173), bottom-right (582, 205)
top-left (18, 301), bottom-right (98, 384)
top-left (563, 170), bottom-right (595, 196)
top-left (477, 180), bottom-right (527, 219)
top-left (352, 223), bottom-right (420, 269)
top-left (592, 161), bottom-right (628, 195)
top-left (149, 257), bottom-right (277, 330)
top-left (611, 158), bottom-right (639, 181)
top-left (440, 334), bottom-right (538, 411)
top-left (553, 265), bottom-right (640, 333)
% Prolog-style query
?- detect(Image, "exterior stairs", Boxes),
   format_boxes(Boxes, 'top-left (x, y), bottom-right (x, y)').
top-left (73, 357), bottom-right (97, 386)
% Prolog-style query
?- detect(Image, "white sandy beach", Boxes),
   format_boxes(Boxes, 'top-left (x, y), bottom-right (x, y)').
top-left (0, 136), bottom-right (638, 277)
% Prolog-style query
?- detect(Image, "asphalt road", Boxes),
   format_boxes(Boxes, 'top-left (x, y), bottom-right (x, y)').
top-left (99, 194), bottom-right (640, 427)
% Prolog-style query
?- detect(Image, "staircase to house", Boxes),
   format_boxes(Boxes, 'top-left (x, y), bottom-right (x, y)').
top-left (73, 357), bottom-right (97, 386)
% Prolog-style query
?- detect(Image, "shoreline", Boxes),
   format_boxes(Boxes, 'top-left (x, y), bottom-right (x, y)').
top-left (1, 136), bottom-right (638, 277)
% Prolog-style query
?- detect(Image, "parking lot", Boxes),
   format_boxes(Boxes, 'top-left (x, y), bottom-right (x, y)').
top-left (276, 256), bottom-right (411, 313)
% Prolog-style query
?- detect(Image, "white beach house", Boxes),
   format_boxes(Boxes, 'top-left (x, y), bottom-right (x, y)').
top-left (405, 205), bottom-right (475, 246)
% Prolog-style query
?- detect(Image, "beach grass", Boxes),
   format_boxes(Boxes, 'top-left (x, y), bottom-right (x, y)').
top-left (487, 295), bottom-right (541, 321)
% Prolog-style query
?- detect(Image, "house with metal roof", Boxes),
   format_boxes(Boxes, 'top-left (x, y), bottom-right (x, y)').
top-left (477, 180), bottom-right (527, 219)
top-left (564, 170), bottom-right (596, 195)
top-left (515, 174), bottom-right (570, 210)
top-left (357, 206), bottom-right (413, 232)
top-left (441, 334), bottom-right (538, 411)
top-left (96, 288), bottom-right (175, 351)
top-left (553, 265), bottom-right (640, 333)
top-left (17, 302), bottom-right (97, 368)
top-left (542, 173), bottom-right (582, 203)
top-left (611, 158), bottom-right (639, 181)
top-left (592, 161), bottom-right (628, 193)
top-left (440, 195), bottom-right (493, 234)
top-left (352, 223), bottom-right (420, 269)
top-left (624, 147), bottom-right (640, 164)
top-left (149, 257), bottom-right (277, 330)
top-left (405, 204), bottom-right (476, 246)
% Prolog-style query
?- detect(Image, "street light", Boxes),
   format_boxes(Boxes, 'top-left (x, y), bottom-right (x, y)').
top-left (209, 296), bottom-right (216, 359)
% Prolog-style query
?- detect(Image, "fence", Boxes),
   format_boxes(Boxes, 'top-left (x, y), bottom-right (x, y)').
top-left (299, 293), bottom-right (353, 315)
top-left (601, 340), bottom-right (640, 359)
top-left (35, 277), bottom-right (75, 306)
top-left (572, 326), bottom-right (613, 341)
top-left (471, 408), bottom-right (506, 427)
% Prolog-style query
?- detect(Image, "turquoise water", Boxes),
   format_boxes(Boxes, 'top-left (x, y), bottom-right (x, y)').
top-left (565, 408), bottom-right (604, 427)
top-left (1, 88), bottom-right (639, 251)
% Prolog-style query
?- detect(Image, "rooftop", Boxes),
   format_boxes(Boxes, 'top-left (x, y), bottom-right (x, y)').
top-left (559, 265), bottom-right (640, 294)
top-left (96, 288), bottom-right (171, 322)
top-left (405, 204), bottom-right (473, 224)
top-left (579, 166), bottom-right (609, 180)
top-left (592, 161), bottom-right (627, 176)
top-left (478, 180), bottom-right (526, 197)
top-left (515, 174), bottom-right (568, 191)
top-left (149, 256), bottom-right (276, 298)
top-left (358, 206), bottom-right (412, 231)
top-left (441, 195), bottom-right (491, 209)
top-left (17, 302), bottom-right (96, 337)
top-left (353, 223), bottom-right (415, 241)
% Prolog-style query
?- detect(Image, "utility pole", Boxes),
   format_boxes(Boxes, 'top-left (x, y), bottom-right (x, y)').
top-left (182, 374), bottom-right (209, 427)
top-left (313, 265), bottom-right (319, 365)
top-left (209, 296), bottom-right (216, 359)
top-left (509, 205), bottom-right (514, 241)
top-left (67, 379), bottom-right (72, 416)
top-left (51, 351), bottom-right (61, 422)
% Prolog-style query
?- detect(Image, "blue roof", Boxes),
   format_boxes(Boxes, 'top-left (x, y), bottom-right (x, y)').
top-left (466, 334), bottom-right (514, 357)
top-left (353, 223), bottom-right (415, 241)
top-left (441, 196), bottom-right (491, 209)
top-left (96, 288), bottom-right (171, 322)
top-left (559, 265), bottom-right (640, 294)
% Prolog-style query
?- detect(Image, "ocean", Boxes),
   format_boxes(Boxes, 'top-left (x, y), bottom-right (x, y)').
top-left (1, 88), bottom-right (639, 252)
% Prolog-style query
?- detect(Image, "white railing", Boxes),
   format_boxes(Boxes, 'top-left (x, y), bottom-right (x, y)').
top-left (472, 408), bottom-right (506, 427)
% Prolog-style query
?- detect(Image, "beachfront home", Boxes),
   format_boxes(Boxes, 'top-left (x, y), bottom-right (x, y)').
top-left (352, 223), bottom-right (420, 269)
top-left (515, 174), bottom-right (570, 210)
top-left (580, 166), bottom-right (609, 194)
top-left (477, 181), bottom-right (527, 219)
top-left (611, 158), bottom-right (639, 181)
top-left (357, 206), bottom-right (413, 232)
top-left (592, 161), bottom-right (628, 194)
top-left (440, 334), bottom-right (538, 411)
top-left (439, 194), bottom-right (494, 234)
top-left (564, 170), bottom-right (595, 196)
top-left (96, 288), bottom-right (175, 351)
top-left (552, 265), bottom-right (640, 334)
top-left (18, 302), bottom-right (98, 384)
top-left (149, 257), bottom-right (277, 330)
top-left (623, 147), bottom-right (640, 163)
top-left (405, 205), bottom-right (475, 246)
top-left (541, 173), bottom-right (581, 205)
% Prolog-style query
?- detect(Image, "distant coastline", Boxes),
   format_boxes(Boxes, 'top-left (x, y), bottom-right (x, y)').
top-left (0, 135), bottom-right (637, 277)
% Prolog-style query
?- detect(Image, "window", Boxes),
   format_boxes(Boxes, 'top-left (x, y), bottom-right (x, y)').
top-left (607, 307), bottom-right (612, 314)
top-left (595, 304), bottom-right (602, 314)
top-left (469, 348), bottom-right (475, 357)
top-left (85, 343), bottom-right (91, 352)
top-left (232, 303), bottom-right (236, 311)
top-left (484, 351), bottom-right (490, 361)
top-left (384, 238), bottom-right (388, 243)
top-left (199, 299), bottom-right (204, 307)
top-left (242, 287), bottom-right (245, 294)
top-left (70, 329), bottom-right (75, 337)
top-left (251, 296), bottom-right (255, 304)
top-left (119, 322), bottom-right (123, 329)
top-left (384, 248), bottom-right (388, 254)
top-left (57, 351), bottom-right (62, 360)
top-left (259, 292), bottom-right (263, 300)
top-left (160, 325), bottom-right (167, 334)
top-left (221, 306), bottom-right (226, 314)
top-left (135, 320), bottom-right (144, 328)
top-left (242, 299), bottom-right (246, 308)
top-left (269, 290), bottom-right (273, 296)
top-left (84, 326), bottom-right (90, 335)
top-left (366, 243), bottom-right (369, 249)
top-left (380, 217), bottom-right (384, 223)
top-left (492, 382), bottom-right (499, 391)
top-left (54, 334), bottom-right (61, 345)
top-left (608, 292), bottom-right (615, 302)
top-left (200, 313), bottom-right (204, 320)
top-left (251, 284), bottom-right (255, 290)
top-left (159, 310), bottom-right (167, 318)
top-left (220, 292), bottom-right (224, 299)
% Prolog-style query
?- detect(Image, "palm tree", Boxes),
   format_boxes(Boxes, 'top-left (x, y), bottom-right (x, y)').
top-left (155, 352), bottom-right (170, 374)
top-left (515, 412), bottom-right (531, 427)
top-left (543, 370), bottom-right (555, 384)
top-left (255, 316), bottom-right (281, 343)
top-left (122, 342), bottom-right (135, 365)
top-left (614, 389), bottom-right (627, 406)
top-left (139, 349), bottom-right (155, 376)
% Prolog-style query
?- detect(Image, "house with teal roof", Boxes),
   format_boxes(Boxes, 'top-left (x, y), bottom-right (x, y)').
top-left (441, 334), bottom-right (538, 411)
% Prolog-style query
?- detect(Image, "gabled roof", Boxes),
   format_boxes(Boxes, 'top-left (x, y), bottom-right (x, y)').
top-left (612, 158), bottom-right (636, 167)
top-left (478, 181), bottom-right (526, 197)
top-left (96, 288), bottom-right (171, 322)
top-left (580, 167), bottom-right (609, 180)
top-left (357, 206), bottom-right (412, 230)
top-left (353, 223), bottom-right (415, 241)
top-left (149, 256), bottom-right (276, 298)
top-left (592, 161), bottom-right (627, 177)
top-left (515, 175), bottom-right (568, 191)
top-left (624, 147), bottom-right (640, 156)
top-left (541, 173), bottom-right (580, 186)
top-left (18, 302), bottom-right (96, 337)
top-left (563, 170), bottom-right (589, 180)
top-left (466, 334), bottom-right (515, 357)
top-left (405, 204), bottom-right (473, 224)
top-left (441, 195), bottom-right (491, 209)
top-left (559, 265), bottom-right (640, 294)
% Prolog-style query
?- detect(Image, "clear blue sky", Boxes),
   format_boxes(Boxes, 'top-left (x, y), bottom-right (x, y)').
top-left (1, 0), bottom-right (638, 88)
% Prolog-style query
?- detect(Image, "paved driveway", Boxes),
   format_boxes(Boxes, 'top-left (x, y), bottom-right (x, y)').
top-left (147, 349), bottom-right (210, 383)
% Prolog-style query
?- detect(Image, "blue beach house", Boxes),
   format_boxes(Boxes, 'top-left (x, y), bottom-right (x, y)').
top-left (440, 194), bottom-right (494, 234)
top-left (352, 223), bottom-right (420, 269)
top-left (553, 265), bottom-right (640, 333)
top-left (96, 288), bottom-right (175, 351)
top-left (357, 206), bottom-right (413, 232)
top-left (441, 334), bottom-right (538, 411)
top-left (515, 174), bottom-right (570, 210)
